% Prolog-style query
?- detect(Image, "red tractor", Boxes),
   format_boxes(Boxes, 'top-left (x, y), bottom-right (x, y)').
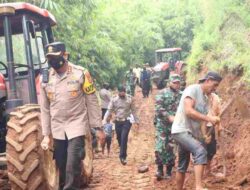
top-left (152, 48), bottom-right (186, 89)
top-left (0, 3), bottom-right (93, 189)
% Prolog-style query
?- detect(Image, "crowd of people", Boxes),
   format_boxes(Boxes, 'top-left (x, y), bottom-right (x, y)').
top-left (100, 65), bottom-right (223, 190)
top-left (125, 64), bottom-right (153, 98)
top-left (39, 41), bottom-right (223, 190)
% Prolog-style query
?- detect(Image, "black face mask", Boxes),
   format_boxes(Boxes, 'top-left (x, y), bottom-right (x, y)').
top-left (48, 56), bottom-right (65, 70)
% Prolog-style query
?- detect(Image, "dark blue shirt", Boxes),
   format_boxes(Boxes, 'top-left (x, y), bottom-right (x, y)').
top-left (141, 70), bottom-right (151, 81)
top-left (104, 123), bottom-right (113, 137)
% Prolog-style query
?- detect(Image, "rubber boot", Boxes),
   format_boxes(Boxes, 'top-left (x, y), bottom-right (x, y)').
top-left (155, 164), bottom-right (164, 181)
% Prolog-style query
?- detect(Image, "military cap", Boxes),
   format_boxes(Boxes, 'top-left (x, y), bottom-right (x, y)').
top-left (169, 74), bottom-right (181, 82)
top-left (45, 42), bottom-right (67, 57)
top-left (199, 71), bottom-right (222, 83)
top-left (117, 85), bottom-right (126, 92)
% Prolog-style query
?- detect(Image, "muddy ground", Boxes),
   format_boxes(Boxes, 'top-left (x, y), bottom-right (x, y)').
top-left (0, 73), bottom-right (249, 190)
top-left (88, 74), bottom-right (250, 190)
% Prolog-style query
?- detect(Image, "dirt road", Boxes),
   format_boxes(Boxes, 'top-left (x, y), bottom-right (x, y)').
top-left (1, 79), bottom-right (250, 190)
top-left (87, 88), bottom-right (177, 190)
top-left (87, 84), bottom-right (250, 190)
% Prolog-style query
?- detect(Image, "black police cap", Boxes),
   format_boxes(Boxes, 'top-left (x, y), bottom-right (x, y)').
top-left (45, 42), bottom-right (66, 57)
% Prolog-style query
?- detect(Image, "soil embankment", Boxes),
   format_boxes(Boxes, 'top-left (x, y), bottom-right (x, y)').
top-left (88, 74), bottom-right (250, 190)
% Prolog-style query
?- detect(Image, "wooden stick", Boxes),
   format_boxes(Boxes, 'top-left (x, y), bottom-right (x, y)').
top-left (207, 83), bottom-right (243, 136)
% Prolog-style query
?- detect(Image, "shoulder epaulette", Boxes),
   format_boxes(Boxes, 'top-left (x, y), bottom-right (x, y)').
top-left (70, 62), bottom-right (86, 72)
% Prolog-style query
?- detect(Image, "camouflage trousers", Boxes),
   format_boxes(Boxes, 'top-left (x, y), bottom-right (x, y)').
top-left (126, 83), bottom-right (135, 96)
top-left (155, 122), bottom-right (175, 166)
top-left (130, 85), bottom-right (135, 96)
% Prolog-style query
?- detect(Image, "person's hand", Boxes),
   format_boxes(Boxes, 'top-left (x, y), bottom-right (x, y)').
top-left (41, 136), bottom-right (50, 150)
top-left (204, 134), bottom-right (212, 144)
top-left (207, 116), bottom-right (220, 125)
top-left (167, 115), bottom-right (175, 123)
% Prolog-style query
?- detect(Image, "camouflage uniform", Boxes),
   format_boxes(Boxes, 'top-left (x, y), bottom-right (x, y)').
top-left (154, 86), bottom-right (181, 177)
top-left (125, 71), bottom-right (136, 96)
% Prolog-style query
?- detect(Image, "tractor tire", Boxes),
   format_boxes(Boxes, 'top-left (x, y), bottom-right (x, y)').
top-left (6, 104), bottom-right (93, 190)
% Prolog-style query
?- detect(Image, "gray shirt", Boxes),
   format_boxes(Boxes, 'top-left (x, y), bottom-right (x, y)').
top-left (99, 88), bottom-right (111, 109)
top-left (104, 94), bottom-right (139, 123)
top-left (171, 84), bottom-right (208, 138)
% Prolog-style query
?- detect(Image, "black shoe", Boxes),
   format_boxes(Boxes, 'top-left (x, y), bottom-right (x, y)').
top-left (120, 158), bottom-right (127, 165)
top-left (155, 164), bottom-right (164, 181)
top-left (122, 159), bottom-right (127, 165)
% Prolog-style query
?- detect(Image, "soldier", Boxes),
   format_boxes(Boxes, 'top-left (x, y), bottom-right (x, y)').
top-left (103, 85), bottom-right (139, 165)
top-left (125, 68), bottom-right (137, 96)
top-left (154, 74), bottom-right (182, 180)
top-left (40, 42), bottom-right (102, 190)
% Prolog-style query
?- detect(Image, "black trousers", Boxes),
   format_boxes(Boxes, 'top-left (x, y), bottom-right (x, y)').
top-left (142, 81), bottom-right (150, 97)
top-left (102, 108), bottom-right (108, 119)
top-left (115, 120), bottom-right (131, 159)
top-left (53, 136), bottom-right (85, 190)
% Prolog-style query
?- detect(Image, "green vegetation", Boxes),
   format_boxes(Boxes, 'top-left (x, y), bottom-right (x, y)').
top-left (187, 0), bottom-right (250, 83)
top-left (1, 0), bottom-right (250, 84)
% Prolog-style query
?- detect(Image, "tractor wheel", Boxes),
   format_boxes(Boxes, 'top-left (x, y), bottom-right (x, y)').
top-left (6, 104), bottom-right (58, 190)
top-left (6, 104), bottom-right (93, 190)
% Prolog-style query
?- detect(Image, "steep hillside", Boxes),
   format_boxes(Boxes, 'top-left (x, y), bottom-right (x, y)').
top-left (187, 0), bottom-right (250, 84)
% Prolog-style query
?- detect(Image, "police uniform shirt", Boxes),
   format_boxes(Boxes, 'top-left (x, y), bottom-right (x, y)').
top-left (104, 94), bottom-right (139, 123)
top-left (40, 62), bottom-right (102, 140)
top-left (99, 88), bottom-right (111, 109)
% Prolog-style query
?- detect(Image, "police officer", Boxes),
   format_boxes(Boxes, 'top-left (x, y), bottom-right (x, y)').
top-left (103, 86), bottom-right (139, 165)
top-left (154, 74), bottom-right (182, 180)
top-left (99, 83), bottom-right (111, 119)
top-left (40, 42), bottom-right (102, 190)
